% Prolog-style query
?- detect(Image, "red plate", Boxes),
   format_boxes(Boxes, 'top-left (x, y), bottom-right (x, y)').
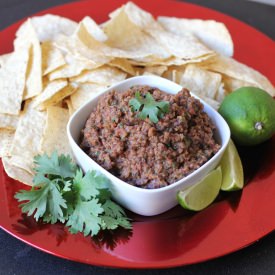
top-left (0, 0), bottom-right (275, 269)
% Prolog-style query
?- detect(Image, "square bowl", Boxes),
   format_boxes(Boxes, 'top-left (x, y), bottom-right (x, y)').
top-left (67, 75), bottom-right (230, 216)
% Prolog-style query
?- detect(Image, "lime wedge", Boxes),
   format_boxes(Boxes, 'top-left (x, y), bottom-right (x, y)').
top-left (177, 166), bottom-right (222, 211)
top-left (220, 139), bottom-right (244, 191)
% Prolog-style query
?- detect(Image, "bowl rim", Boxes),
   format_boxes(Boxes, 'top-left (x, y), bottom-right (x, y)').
top-left (67, 75), bottom-right (231, 194)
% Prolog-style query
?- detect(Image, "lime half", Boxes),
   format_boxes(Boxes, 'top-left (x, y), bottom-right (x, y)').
top-left (177, 166), bottom-right (222, 211)
top-left (220, 139), bottom-right (244, 191)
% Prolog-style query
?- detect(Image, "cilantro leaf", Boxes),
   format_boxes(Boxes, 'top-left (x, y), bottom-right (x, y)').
top-left (129, 91), bottom-right (170, 123)
top-left (34, 151), bottom-right (77, 179)
top-left (66, 199), bottom-right (104, 236)
top-left (100, 216), bottom-right (118, 230)
top-left (15, 181), bottom-right (67, 224)
top-left (101, 200), bottom-right (127, 218)
top-left (63, 180), bottom-right (72, 192)
top-left (90, 170), bottom-right (111, 190)
top-left (100, 200), bottom-right (132, 230)
top-left (42, 181), bottom-right (68, 223)
top-left (72, 169), bottom-right (100, 200)
top-left (14, 152), bottom-right (132, 237)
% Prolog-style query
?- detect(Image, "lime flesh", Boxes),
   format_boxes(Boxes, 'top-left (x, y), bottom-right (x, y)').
top-left (177, 167), bottom-right (222, 211)
top-left (220, 139), bottom-right (244, 191)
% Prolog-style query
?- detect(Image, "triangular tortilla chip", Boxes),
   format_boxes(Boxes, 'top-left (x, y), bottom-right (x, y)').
top-left (2, 157), bottom-right (34, 186)
top-left (0, 113), bottom-right (19, 129)
top-left (0, 129), bottom-right (14, 157)
top-left (201, 55), bottom-right (275, 96)
top-left (42, 41), bottom-right (66, 75)
top-left (158, 17), bottom-right (234, 57)
top-left (70, 83), bottom-right (107, 111)
top-left (9, 104), bottom-right (47, 174)
top-left (15, 19), bottom-right (43, 100)
top-left (16, 14), bottom-right (78, 42)
top-left (71, 65), bottom-right (127, 85)
top-left (180, 64), bottom-right (222, 99)
top-left (0, 45), bottom-right (29, 115)
top-left (41, 106), bottom-right (72, 156)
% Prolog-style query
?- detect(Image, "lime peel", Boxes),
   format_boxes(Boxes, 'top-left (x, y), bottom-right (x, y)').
top-left (177, 166), bottom-right (222, 211)
top-left (220, 139), bottom-right (244, 191)
top-left (218, 87), bottom-right (275, 146)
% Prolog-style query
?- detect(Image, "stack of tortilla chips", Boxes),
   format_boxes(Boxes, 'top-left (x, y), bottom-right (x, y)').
top-left (0, 2), bottom-right (274, 185)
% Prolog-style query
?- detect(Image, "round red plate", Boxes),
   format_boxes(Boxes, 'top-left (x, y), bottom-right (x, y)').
top-left (0, 0), bottom-right (275, 269)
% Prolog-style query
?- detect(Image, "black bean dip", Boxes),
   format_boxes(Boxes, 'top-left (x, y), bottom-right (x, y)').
top-left (80, 85), bottom-right (220, 189)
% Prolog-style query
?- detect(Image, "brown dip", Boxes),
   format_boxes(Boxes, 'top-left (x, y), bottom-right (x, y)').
top-left (80, 85), bottom-right (220, 189)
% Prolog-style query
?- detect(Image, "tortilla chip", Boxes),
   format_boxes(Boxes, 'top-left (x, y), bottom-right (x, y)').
top-left (141, 65), bottom-right (167, 77)
top-left (180, 64), bottom-right (222, 99)
top-left (199, 96), bottom-right (220, 110)
top-left (74, 12), bottom-right (163, 61)
top-left (0, 129), bottom-right (14, 157)
top-left (103, 7), bottom-right (169, 59)
top-left (64, 98), bottom-right (75, 116)
top-left (0, 45), bottom-right (29, 115)
top-left (107, 2), bottom-right (213, 60)
top-left (2, 157), bottom-right (34, 186)
top-left (216, 82), bottom-right (227, 103)
top-left (148, 25), bottom-right (214, 60)
top-left (42, 41), bottom-right (66, 75)
top-left (70, 65), bottom-right (127, 85)
top-left (39, 83), bottom-right (77, 110)
top-left (59, 18), bottom-right (112, 64)
top-left (24, 44), bottom-right (42, 100)
top-left (222, 75), bottom-right (258, 93)
top-left (76, 16), bottom-right (108, 43)
top-left (0, 113), bottom-right (19, 129)
top-left (33, 79), bottom-right (67, 106)
top-left (15, 20), bottom-right (43, 100)
top-left (70, 83), bottom-right (107, 111)
top-left (109, 58), bottom-right (136, 75)
top-left (158, 17), bottom-right (234, 57)
top-left (16, 14), bottom-right (78, 42)
top-left (0, 53), bottom-right (12, 68)
top-left (48, 53), bottom-right (101, 81)
top-left (116, 2), bottom-right (156, 29)
top-left (9, 105), bottom-right (47, 174)
top-left (41, 106), bottom-right (72, 156)
top-left (162, 67), bottom-right (185, 83)
top-left (135, 64), bottom-right (167, 77)
top-left (201, 55), bottom-right (275, 96)
top-left (72, 20), bottom-right (124, 62)
top-left (128, 53), bottom-right (215, 67)
top-left (33, 80), bottom-right (77, 110)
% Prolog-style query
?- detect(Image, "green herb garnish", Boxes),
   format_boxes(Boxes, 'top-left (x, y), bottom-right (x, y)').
top-left (14, 152), bottom-right (132, 237)
top-left (129, 92), bottom-right (169, 123)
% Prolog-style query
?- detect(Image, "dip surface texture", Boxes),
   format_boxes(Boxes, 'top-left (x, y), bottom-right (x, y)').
top-left (80, 86), bottom-right (220, 189)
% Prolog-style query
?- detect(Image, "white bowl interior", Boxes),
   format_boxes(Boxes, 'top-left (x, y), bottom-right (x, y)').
top-left (67, 76), bottom-right (230, 216)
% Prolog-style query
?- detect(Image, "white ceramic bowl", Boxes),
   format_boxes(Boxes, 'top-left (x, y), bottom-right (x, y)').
top-left (67, 75), bottom-right (230, 216)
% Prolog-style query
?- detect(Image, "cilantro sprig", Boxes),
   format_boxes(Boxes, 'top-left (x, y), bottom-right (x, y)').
top-left (129, 91), bottom-right (169, 123)
top-left (14, 152), bottom-right (132, 237)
